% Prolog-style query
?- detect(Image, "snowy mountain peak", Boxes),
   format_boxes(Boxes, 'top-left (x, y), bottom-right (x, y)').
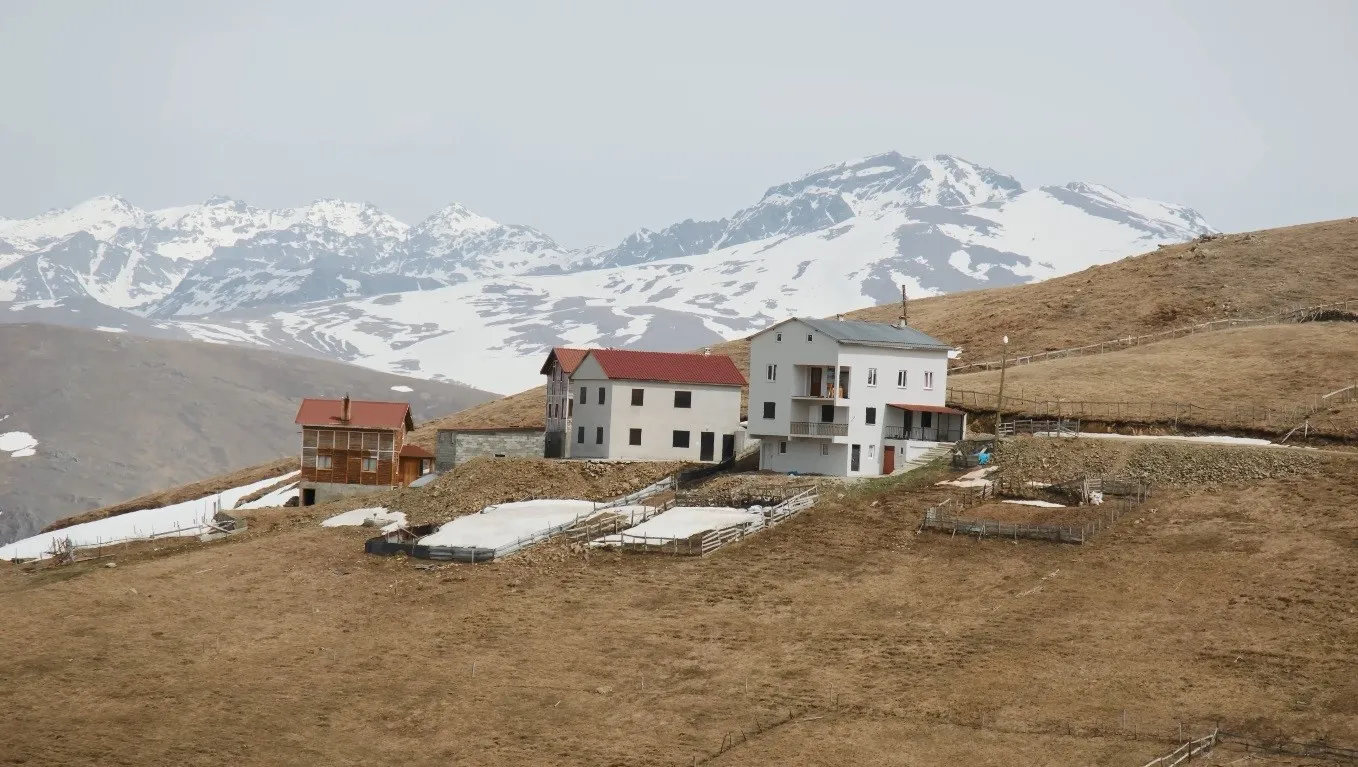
top-left (0, 195), bottom-right (145, 250)
top-left (416, 202), bottom-right (500, 237)
top-left (771, 152), bottom-right (1024, 215)
top-left (298, 199), bottom-right (409, 239)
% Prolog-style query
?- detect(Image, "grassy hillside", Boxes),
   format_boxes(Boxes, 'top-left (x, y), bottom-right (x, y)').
top-left (2, 442), bottom-right (1354, 765)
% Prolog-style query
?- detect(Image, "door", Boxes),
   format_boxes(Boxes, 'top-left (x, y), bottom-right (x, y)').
top-left (883, 445), bottom-right (895, 474)
top-left (721, 434), bottom-right (735, 461)
top-left (302, 488), bottom-right (316, 507)
top-left (700, 431), bottom-right (715, 462)
top-left (820, 404), bottom-right (835, 423)
top-left (402, 458), bottom-right (419, 486)
top-left (850, 444), bottom-right (861, 472)
top-left (809, 367), bottom-right (822, 397)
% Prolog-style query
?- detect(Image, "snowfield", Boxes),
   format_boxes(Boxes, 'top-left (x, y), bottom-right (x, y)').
top-left (417, 499), bottom-right (601, 550)
top-left (0, 471), bottom-right (299, 561)
top-left (0, 431), bottom-right (38, 458)
top-left (593, 506), bottom-right (764, 545)
top-left (236, 481), bottom-right (299, 510)
top-left (320, 507), bottom-right (407, 532)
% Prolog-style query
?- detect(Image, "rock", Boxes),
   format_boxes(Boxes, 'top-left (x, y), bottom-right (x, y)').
top-left (104, 562), bottom-right (117, 568)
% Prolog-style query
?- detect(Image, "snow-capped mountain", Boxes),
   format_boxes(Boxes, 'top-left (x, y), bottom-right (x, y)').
top-left (0, 152), bottom-right (1214, 393)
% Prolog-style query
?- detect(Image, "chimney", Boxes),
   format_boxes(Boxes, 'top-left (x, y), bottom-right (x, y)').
top-left (702, 347), bottom-right (711, 356)
top-left (341, 393), bottom-right (351, 423)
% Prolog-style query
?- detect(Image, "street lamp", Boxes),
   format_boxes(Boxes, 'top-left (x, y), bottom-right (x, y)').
top-left (993, 335), bottom-right (1009, 454)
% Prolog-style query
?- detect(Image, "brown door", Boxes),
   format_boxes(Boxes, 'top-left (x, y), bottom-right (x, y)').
top-left (809, 367), bottom-right (822, 397)
top-left (882, 445), bottom-right (895, 474)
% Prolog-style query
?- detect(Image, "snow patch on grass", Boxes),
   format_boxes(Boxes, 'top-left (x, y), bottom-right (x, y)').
top-left (0, 431), bottom-right (38, 458)
top-left (319, 507), bottom-right (407, 532)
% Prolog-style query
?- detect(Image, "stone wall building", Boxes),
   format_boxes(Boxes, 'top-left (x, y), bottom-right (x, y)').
top-left (435, 427), bottom-right (547, 471)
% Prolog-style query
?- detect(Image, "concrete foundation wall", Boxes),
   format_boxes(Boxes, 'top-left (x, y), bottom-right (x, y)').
top-left (302, 482), bottom-right (390, 506)
top-left (436, 429), bottom-right (546, 471)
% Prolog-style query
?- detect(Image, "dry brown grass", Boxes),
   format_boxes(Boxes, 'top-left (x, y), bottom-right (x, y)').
top-left (2, 444), bottom-right (1356, 766)
top-left (41, 456), bottom-right (298, 533)
top-left (953, 322), bottom-right (1358, 437)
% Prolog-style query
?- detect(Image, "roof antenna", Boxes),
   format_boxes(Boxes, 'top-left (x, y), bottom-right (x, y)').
top-left (898, 284), bottom-right (908, 328)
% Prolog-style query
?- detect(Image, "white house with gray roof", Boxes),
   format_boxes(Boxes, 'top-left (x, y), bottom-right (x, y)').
top-left (746, 317), bottom-right (965, 477)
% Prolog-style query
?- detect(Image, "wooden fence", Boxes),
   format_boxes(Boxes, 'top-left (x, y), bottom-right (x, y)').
top-left (947, 387), bottom-right (1340, 433)
top-left (949, 299), bottom-right (1358, 374)
top-left (918, 475), bottom-right (1151, 545)
top-left (608, 486), bottom-right (820, 557)
top-left (1139, 728), bottom-right (1219, 767)
top-left (997, 418), bottom-right (1080, 437)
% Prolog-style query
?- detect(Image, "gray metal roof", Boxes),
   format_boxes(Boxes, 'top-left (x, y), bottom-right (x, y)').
top-left (796, 317), bottom-right (952, 349)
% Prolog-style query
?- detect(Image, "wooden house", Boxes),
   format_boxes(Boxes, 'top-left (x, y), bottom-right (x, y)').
top-left (294, 395), bottom-right (431, 506)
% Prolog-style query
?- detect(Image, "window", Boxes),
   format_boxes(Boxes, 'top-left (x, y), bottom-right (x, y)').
top-left (598, 386), bottom-right (606, 405)
top-left (897, 370), bottom-right (907, 388)
top-left (867, 368), bottom-right (878, 387)
top-left (868, 445), bottom-right (875, 458)
top-left (579, 386), bottom-right (588, 405)
top-left (806, 333), bottom-right (813, 342)
top-left (631, 388), bottom-right (644, 406)
top-left (820, 404), bottom-right (835, 423)
top-left (577, 426), bottom-right (585, 444)
top-left (865, 407), bottom-right (876, 425)
top-left (674, 391), bottom-right (692, 408)
top-left (762, 401), bottom-right (775, 419)
top-left (766, 363), bottom-right (777, 381)
top-left (779, 441), bottom-right (787, 454)
top-left (776, 332), bottom-right (783, 342)
top-left (629, 428), bottom-right (642, 446)
top-left (820, 444), bottom-right (829, 456)
top-left (362, 457), bottom-right (377, 472)
top-left (595, 426), bottom-right (604, 444)
top-left (924, 371), bottom-right (935, 390)
top-left (421, 459), bottom-right (433, 474)
top-left (316, 455), bottom-right (333, 470)
top-left (922, 411), bottom-right (933, 428)
top-left (568, 397), bottom-right (574, 417)
top-left (672, 430), bottom-right (691, 448)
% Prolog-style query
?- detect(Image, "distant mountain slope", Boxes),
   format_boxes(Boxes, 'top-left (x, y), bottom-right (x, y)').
top-left (0, 151), bottom-right (1214, 393)
top-left (0, 324), bottom-right (496, 545)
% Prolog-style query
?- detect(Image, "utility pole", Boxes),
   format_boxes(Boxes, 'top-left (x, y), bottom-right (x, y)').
top-left (993, 335), bottom-right (1009, 453)
top-left (899, 284), bottom-right (908, 327)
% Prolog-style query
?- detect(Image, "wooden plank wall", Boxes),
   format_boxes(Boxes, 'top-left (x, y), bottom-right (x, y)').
top-left (300, 426), bottom-right (400, 485)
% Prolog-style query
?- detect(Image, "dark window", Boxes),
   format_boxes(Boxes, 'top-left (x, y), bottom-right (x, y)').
top-left (598, 386), bottom-right (605, 405)
top-left (820, 404), bottom-right (835, 423)
top-left (865, 407), bottom-right (876, 425)
top-left (631, 388), bottom-right (644, 406)
top-left (922, 411), bottom-right (933, 428)
top-left (629, 428), bottom-right (642, 445)
top-left (674, 391), bottom-right (692, 408)
top-left (579, 386), bottom-right (587, 405)
top-left (568, 397), bottom-right (574, 417)
top-left (595, 426), bottom-right (604, 444)
top-left (576, 426), bottom-right (584, 444)
top-left (672, 430), bottom-right (690, 448)
top-left (779, 441), bottom-right (787, 454)
top-left (806, 333), bottom-right (813, 342)
top-left (762, 401), bottom-right (775, 419)
top-left (851, 444), bottom-right (861, 471)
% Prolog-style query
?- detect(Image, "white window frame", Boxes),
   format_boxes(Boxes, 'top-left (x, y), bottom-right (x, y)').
top-left (316, 455), bottom-right (333, 470)
top-left (806, 333), bottom-right (813, 342)
top-left (867, 368), bottom-right (878, 387)
top-left (361, 456), bottom-right (377, 472)
top-left (775, 332), bottom-right (783, 342)
top-left (924, 371), bottom-right (935, 390)
top-left (820, 444), bottom-right (829, 456)
top-left (766, 363), bottom-right (777, 382)
top-left (868, 445), bottom-right (875, 458)
top-left (897, 370), bottom-right (907, 388)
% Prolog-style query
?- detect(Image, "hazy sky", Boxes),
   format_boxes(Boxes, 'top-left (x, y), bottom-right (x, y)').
top-left (1, 0), bottom-right (1355, 247)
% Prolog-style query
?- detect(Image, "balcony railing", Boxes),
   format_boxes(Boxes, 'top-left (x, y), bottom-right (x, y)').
top-left (883, 425), bottom-right (964, 442)
top-left (792, 385), bottom-right (849, 399)
top-left (790, 421), bottom-right (849, 437)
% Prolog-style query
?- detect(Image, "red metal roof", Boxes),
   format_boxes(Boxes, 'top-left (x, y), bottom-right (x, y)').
top-left (887, 403), bottom-right (965, 415)
top-left (398, 444), bottom-right (435, 459)
top-left (294, 399), bottom-right (414, 430)
top-left (539, 347), bottom-right (589, 376)
top-left (585, 348), bottom-right (746, 387)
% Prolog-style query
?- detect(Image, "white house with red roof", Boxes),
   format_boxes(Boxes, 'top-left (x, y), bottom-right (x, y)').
top-left (747, 318), bottom-right (965, 477)
top-left (567, 348), bottom-right (746, 462)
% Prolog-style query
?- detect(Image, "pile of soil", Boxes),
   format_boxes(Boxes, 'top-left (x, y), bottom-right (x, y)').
top-left (995, 437), bottom-right (1329, 490)
top-left (390, 458), bottom-right (691, 525)
top-left (680, 472), bottom-right (820, 507)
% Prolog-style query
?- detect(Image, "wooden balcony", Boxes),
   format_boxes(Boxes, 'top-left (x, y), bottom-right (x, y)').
top-left (790, 421), bottom-right (849, 438)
